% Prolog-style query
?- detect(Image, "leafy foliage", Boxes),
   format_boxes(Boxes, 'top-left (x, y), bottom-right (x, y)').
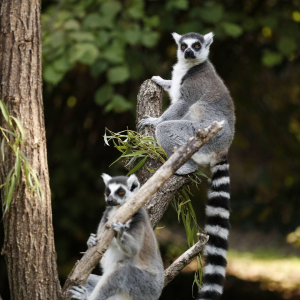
top-left (0, 101), bottom-right (43, 215)
top-left (42, 0), bottom-right (300, 113)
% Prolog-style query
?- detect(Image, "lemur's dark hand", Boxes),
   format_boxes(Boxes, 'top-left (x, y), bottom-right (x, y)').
top-left (87, 233), bottom-right (97, 248)
top-left (137, 115), bottom-right (161, 130)
top-left (69, 286), bottom-right (88, 300)
top-left (111, 220), bottom-right (129, 234)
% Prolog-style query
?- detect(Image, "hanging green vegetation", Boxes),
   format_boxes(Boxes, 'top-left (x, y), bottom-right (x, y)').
top-left (0, 100), bottom-right (43, 215)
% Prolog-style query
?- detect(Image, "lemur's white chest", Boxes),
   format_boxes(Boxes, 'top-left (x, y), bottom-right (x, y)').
top-left (169, 62), bottom-right (188, 104)
top-left (100, 207), bottom-right (130, 274)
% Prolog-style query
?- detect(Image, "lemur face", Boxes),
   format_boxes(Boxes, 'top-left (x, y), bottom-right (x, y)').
top-left (101, 174), bottom-right (140, 206)
top-left (172, 32), bottom-right (214, 63)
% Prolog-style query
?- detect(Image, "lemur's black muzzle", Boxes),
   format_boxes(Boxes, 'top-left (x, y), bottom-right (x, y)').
top-left (184, 48), bottom-right (195, 59)
top-left (106, 196), bottom-right (119, 206)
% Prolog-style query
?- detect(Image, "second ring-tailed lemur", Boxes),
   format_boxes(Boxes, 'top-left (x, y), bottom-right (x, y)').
top-left (138, 32), bottom-right (235, 300)
top-left (69, 174), bottom-right (164, 300)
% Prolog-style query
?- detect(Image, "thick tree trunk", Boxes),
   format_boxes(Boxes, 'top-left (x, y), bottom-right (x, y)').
top-left (0, 1), bottom-right (61, 299)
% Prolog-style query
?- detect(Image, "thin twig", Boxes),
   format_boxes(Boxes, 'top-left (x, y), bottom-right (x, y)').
top-left (164, 233), bottom-right (209, 286)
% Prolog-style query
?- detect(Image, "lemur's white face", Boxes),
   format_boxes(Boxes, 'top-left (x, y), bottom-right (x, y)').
top-left (172, 32), bottom-right (214, 64)
top-left (101, 174), bottom-right (140, 206)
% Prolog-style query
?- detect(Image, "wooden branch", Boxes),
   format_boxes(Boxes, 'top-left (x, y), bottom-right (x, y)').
top-left (164, 233), bottom-right (209, 287)
top-left (62, 121), bottom-right (223, 298)
top-left (135, 80), bottom-right (190, 227)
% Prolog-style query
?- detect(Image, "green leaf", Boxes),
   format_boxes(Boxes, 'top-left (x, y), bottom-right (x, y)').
top-left (4, 176), bottom-right (16, 215)
top-left (64, 19), bottom-right (81, 30)
top-left (123, 27), bottom-right (141, 45)
top-left (101, 1), bottom-right (122, 18)
top-left (262, 50), bottom-right (283, 67)
top-left (53, 55), bottom-right (72, 73)
top-left (127, 0), bottom-right (144, 19)
top-left (102, 42), bottom-right (125, 63)
top-left (43, 65), bottom-right (64, 84)
top-left (91, 60), bottom-right (108, 77)
top-left (15, 148), bottom-right (20, 183)
top-left (11, 116), bottom-right (26, 144)
top-left (141, 31), bottom-right (160, 48)
top-left (83, 13), bottom-right (113, 29)
top-left (50, 30), bottom-right (65, 48)
top-left (277, 37), bottom-right (297, 56)
top-left (69, 43), bottom-right (100, 65)
top-left (122, 150), bottom-right (148, 157)
top-left (107, 66), bottom-right (130, 84)
top-left (68, 31), bottom-right (95, 42)
top-left (127, 156), bottom-right (147, 175)
top-left (105, 94), bottom-right (132, 113)
top-left (144, 16), bottom-right (160, 28)
top-left (166, 0), bottom-right (189, 10)
top-left (95, 84), bottom-right (114, 105)
top-left (222, 22), bottom-right (243, 37)
top-left (1, 139), bottom-right (5, 162)
top-left (0, 100), bottom-right (10, 124)
top-left (199, 4), bottom-right (224, 23)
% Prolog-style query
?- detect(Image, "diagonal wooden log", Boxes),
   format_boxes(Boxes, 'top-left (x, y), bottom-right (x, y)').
top-left (61, 121), bottom-right (223, 298)
top-left (135, 79), bottom-right (191, 228)
top-left (164, 233), bottom-right (209, 287)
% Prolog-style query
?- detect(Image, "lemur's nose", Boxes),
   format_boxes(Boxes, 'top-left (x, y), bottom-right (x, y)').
top-left (185, 48), bottom-right (192, 54)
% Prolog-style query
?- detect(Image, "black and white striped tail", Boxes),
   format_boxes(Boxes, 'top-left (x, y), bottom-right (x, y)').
top-left (197, 158), bottom-right (230, 300)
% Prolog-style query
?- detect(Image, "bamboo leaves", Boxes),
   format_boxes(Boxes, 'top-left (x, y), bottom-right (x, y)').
top-left (104, 128), bottom-right (167, 175)
top-left (0, 100), bottom-right (43, 215)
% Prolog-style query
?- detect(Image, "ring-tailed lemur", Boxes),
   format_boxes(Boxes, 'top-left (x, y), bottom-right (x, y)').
top-left (69, 174), bottom-right (164, 300)
top-left (138, 32), bottom-right (235, 300)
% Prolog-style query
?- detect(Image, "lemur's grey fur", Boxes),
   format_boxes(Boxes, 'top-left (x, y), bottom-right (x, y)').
top-left (138, 32), bottom-right (235, 300)
top-left (138, 32), bottom-right (235, 175)
top-left (69, 174), bottom-right (164, 300)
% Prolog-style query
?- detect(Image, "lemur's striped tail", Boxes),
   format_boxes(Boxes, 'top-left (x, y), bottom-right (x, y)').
top-left (197, 158), bottom-right (230, 300)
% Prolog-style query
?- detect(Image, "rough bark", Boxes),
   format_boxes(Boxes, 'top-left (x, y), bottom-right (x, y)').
top-left (164, 233), bottom-right (209, 286)
top-left (136, 80), bottom-right (191, 227)
top-left (62, 121), bottom-right (222, 298)
top-left (0, 1), bottom-right (61, 300)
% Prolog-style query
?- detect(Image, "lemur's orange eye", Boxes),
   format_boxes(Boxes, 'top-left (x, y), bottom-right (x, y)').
top-left (181, 45), bottom-right (186, 49)
top-left (195, 44), bottom-right (199, 48)
top-left (118, 191), bottom-right (125, 195)
top-left (106, 191), bottom-right (110, 196)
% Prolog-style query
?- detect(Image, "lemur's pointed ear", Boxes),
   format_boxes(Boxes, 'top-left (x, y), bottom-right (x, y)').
top-left (127, 174), bottom-right (140, 192)
top-left (172, 32), bottom-right (181, 45)
top-left (204, 32), bottom-right (214, 47)
top-left (102, 173), bottom-right (112, 185)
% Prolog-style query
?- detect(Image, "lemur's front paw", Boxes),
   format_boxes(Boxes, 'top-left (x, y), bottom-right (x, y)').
top-left (69, 285), bottom-right (88, 300)
top-left (138, 115), bottom-right (161, 130)
top-left (111, 220), bottom-right (129, 233)
top-left (87, 233), bottom-right (97, 248)
top-left (151, 76), bottom-right (163, 85)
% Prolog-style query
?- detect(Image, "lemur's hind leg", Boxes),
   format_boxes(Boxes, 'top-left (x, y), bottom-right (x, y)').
top-left (156, 120), bottom-right (213, 175)
top-left (84, 274), bottom-right (101, 296)
top-left (88, 263), bottom-right (161, 300)
top-left (151, 76), bottom-right (171, 92)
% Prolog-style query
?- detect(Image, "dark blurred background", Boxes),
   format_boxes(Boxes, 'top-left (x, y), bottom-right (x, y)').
top-left (1, 0), bottom-right (300, 299)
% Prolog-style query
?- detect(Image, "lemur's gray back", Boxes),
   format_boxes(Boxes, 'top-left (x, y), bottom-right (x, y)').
top-left (181, 60), bottom-right (235, 129)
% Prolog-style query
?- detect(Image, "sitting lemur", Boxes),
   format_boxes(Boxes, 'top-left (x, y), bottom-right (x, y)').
top-left (138, 32), bottom-right (235, 300)
top-left (69, 174), bottom-right (164, 300)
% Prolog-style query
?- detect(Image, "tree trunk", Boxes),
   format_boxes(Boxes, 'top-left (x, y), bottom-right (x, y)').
top-left (135, 80), bottom-right (191, 227)
top-left (0, 1), bottom-right (61, 299)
